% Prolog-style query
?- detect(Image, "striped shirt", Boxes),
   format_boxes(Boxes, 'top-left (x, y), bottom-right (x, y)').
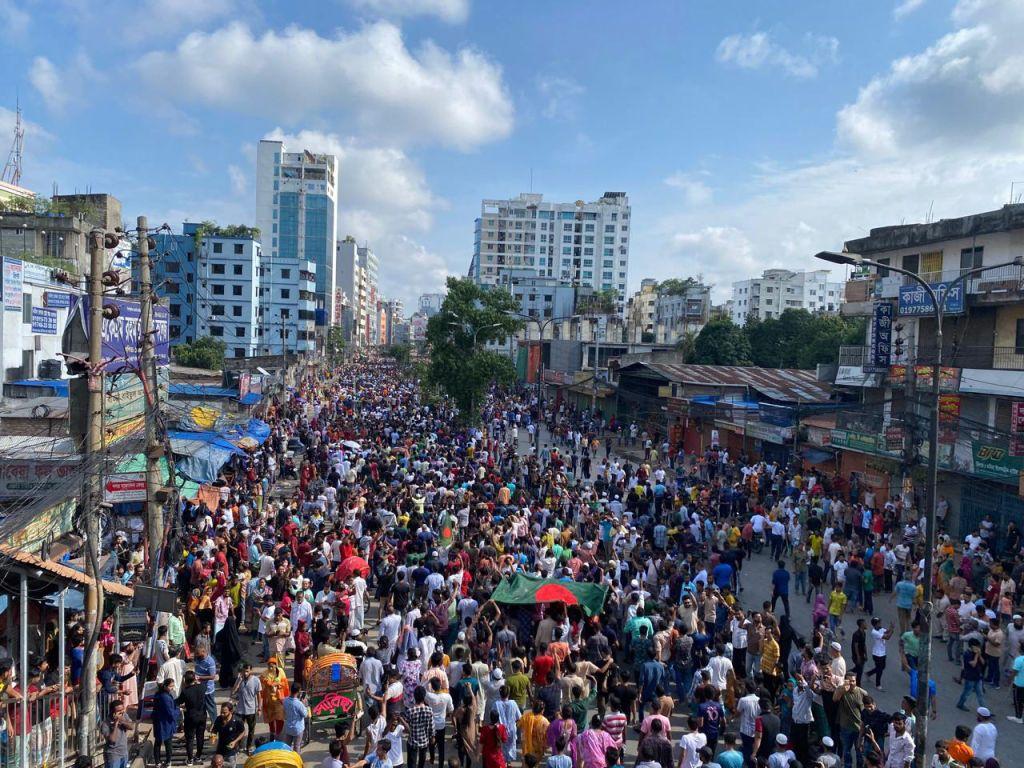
top-left (602, 711), bottom-right (627, 746)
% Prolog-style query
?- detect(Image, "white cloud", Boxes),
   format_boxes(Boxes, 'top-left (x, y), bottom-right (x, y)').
top-left (28, 53), bottom-right (101, 114)
top-left (228, 164), bottom-right (247, 196)
top-left (121, 0), bottom-right (238, 43)
top-left (262, 128), bottom-right (447, 303)
top-left (137, 21), bottom-right (513, 151)
top-left (894, 0), bottom-right (926, 19)
top-left (715, 31), bottom-right (838, 79)
top-left (644, 1), bottom-right (1024, 303)
top-left (0, 106), bottom-right (53, 150)
top-left (536, 75), bottom-right (585, 121)
top-left (345, 0), bottom-right (469, 24)
top-left (0, 0), bottom-right (29, 37)
top-left (664, 172), bottom-right (713, 206)
top-left (838, 0), bottom-right (1024, 157)
top-left (29, 58), bottom-right (67, 113)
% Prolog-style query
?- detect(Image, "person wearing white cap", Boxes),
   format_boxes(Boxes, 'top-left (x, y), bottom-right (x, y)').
top-left (767, 733), bottom-right (795, 767)
top-left (818, 736), bottom-right (839, 767)
top-left (970, 706), bottom-right (998, 761)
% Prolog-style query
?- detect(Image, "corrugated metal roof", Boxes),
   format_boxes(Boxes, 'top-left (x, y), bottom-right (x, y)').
top-left (0, 544), bottom-right (134, 597)
top-left (619, 361), bottom-right (832, 403)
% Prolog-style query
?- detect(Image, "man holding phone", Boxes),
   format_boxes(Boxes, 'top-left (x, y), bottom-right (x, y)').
top-left (832, 672), bottom-right (866, 768)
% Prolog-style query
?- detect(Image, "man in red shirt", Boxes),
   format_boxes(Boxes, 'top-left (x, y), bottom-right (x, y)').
top-left (532, 643), bottom-right (556, 686)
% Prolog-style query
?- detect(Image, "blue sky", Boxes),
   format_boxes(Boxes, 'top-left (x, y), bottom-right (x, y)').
top-left (3, 0), bottom-right (1024, 307)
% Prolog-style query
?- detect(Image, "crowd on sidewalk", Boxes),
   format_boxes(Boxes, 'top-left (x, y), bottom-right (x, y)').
top-left (82, 353), bottom-right (1024, 768)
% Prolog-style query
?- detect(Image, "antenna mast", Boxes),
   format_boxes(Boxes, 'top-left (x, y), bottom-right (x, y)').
top-left (2, 100), bottom-right (25, 186)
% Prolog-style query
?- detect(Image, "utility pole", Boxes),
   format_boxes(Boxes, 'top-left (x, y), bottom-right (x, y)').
top-left (78, 229), bottom-right (106, 755)
top-left (138, 216), bottom-right (163, 584)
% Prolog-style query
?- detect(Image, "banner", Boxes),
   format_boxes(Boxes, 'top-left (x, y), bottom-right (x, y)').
top-left (1011, 402), bottom-right (1024, 457)
top-left (830, 429), bottom-right (879, 453)
top-left (898, 281), bottom-right (965, 315)
top-left (913, 366), bottom-right (961, 393)
top-left (868, 301), bottom-right (893, 371)
top-left (938, 394), bottom-right (961, 424)
top-left (3, 257), bottom-right (22, 311)
top-left (67, 296), bottom-right (170, 373)
top-left (889, 364), bottom-right (907, 386)
top-left (884, 425), bottom-right (904, 452)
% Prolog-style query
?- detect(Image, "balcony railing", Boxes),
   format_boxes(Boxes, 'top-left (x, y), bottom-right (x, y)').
top-left (909, 344), bottom-right (1024, 370)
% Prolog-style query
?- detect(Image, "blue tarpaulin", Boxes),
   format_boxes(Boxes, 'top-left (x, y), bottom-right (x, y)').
top-left (9, 379), bottom-right (70, 396)
top-left (237, 393), bottom-right (263, 406)
top-left (168, 418), bottom-right (271, 483)
top-left (168, 384), bottom-right (238, 398)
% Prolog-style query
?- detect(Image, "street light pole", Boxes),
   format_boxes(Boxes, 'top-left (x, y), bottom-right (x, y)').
top-left (816, 250), bottom-right (1022, 767)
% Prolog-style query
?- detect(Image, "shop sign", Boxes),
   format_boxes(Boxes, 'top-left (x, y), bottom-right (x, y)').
top-left (1013, 402), bottom-right (1024, 433)
top-left (745, 420), bottom-right (792, 444)
top-left (830, 429), bottom-right (878, 453)
top-left (912, 366), bottom-right (961, 393)
top-left (44, 291), bottom-right (72, 308)
top-left (970, 442), bottom-right (1024, 481)
top-left (889, 365), bottom-right (907, 386)
top-left (30, 306), bottom-right (57, 334)
top-left (0, 459), bottom-right (82, 500)
top-left (868, 301), bottom-right (893, 371)
top-left (898, 281), bottom-right (964, 315)
top-left (884, 425), bottom-right (904, 452)
top-left (806, 426), bottom-right (832, 447)
top-left (104, 472), bottom-right (147, 503)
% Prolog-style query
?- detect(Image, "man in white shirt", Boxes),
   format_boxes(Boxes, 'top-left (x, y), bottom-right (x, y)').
top-left (677, 717), bottom-right (708, 768)
top-left (882, 712), bottom-right (914, 768)
top-left (969, 707), bottom-right (998, 762)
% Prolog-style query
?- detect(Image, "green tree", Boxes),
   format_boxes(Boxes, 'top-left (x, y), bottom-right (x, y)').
top-left (743, 309), bottom-right (865, 369)
top-left (326, 327), bottom-right (346, 358)
top-left (691, 318), bottom-right (752, 365)
top-left (577, 288), bottom-right (619, 315)
top-left (387, 344), bottom-right (412, 366)
top-left (426, 277), bottom-right (522, 419)
top-left (675, 330), bottom-right (698, 362)
top-left (173, 337), bottom-right (226, 369)
top-left (657, 277), bottom-right (700, 296)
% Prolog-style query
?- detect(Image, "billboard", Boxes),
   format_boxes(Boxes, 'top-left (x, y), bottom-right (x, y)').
top-left (65, 296), bottom-right (170, 373)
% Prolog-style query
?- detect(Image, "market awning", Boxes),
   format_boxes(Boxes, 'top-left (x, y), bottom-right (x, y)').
top-left (237, 393), bottom-right (263, 406)
top-left (491, 573), bottom-right (608, 616)
top-left (0, 544), bottom-right (133, 598)
top-left (801, 447), bottom-right (836, 464)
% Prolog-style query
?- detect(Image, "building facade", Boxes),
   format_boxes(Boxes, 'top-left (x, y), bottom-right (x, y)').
top-left (654, 283), bottom-right (712, 344)
top-left (417, 293), bottom-right (444, 317)
top-left (336, 237), bottom-right (380, 346)
top-left (470, 192), bottom-right (631, 313)
top-left (152, 224), bottom-right (198, 344)
top-left (828, 203), bottom-right (1024, 537)
top-left (194, 231), bottom-right (261, 359)
top-left (255, 140), bottom-right (337, 353)
top-left (731, 269), bottom-right (842, 325)
top-left (626, 279), bottom-right (660, 342)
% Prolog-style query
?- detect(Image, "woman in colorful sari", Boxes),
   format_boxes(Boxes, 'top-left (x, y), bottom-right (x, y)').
top-left (260, 656), bottom-right (291, 737)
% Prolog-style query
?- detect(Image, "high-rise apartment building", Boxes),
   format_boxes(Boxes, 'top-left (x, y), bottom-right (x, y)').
top-left (731, 269), bottom-right (843, 325)
top-left (255, 140), bottom-right (338, 354)
top-left (470, 192), bottom-right (631, 313)
top-left (336, 237), bottom-right (380, 346)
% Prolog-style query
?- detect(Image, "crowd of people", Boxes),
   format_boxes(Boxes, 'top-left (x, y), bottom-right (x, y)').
top-left (84, 354), bottom-right (1024, 768)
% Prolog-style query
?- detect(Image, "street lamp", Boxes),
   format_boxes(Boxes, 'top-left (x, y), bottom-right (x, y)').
top-left (512, 312), bottom-right (581, 446)
top-left (815, 249), bottom-right (1023, 768)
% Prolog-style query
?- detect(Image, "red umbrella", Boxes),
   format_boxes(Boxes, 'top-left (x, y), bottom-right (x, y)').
top-left (339, 555), bottom-right (370, 579)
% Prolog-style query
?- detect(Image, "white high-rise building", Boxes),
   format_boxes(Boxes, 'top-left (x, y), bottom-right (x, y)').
top-left (417, 293), bottom-right (445, 317)
top-left (731, 269), bottom-right (843, 325)
top-left (470, 192), bottom-right (631, 314)
top-left (336, 237), bottom-right (380, 346)
top-left (255, 139), bottom-right (338, 354)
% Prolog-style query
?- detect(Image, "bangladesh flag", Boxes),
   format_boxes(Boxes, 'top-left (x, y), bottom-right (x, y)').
top-left (491, 573), bottom-right (609, 616)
